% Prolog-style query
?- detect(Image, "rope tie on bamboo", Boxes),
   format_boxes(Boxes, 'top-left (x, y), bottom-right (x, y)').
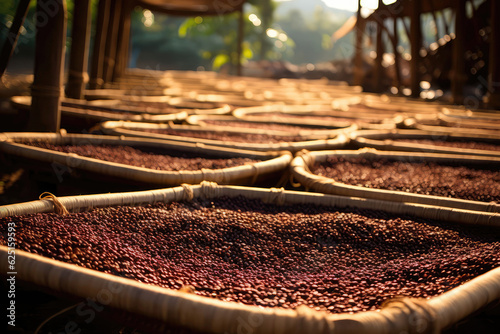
top-left (39, 192), bottom-right (69, 216)
top-left (201, 168), bottom-right (224, 184)
top-left (180, 184), bottom-right (194, 201)
top-left (31, 85), bottom-right (64, 97)
top-left (381, 297), bottom-right (438, 334)
top-left (200, 181), bottom-right (220, 198)
top-left (269, 187), bottom-right (285, 205)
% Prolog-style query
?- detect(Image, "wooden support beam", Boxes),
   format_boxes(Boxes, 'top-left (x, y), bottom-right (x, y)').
top-left (0, 0), bottom-right (31, 78)
top-left (451, 0), bottom-right (466, 104)
top-left (488, 0), bottom-right (500, 108)
top-left (65, 0), bottom-right (92, 99)
top-left (89, 0), bottom-right (111, 89)
top-left (28, 0), bottom-right (67, 132)
top-left (353, 0), bottom-right (364, 86)
top-left (410, 0), bottom-right (422, 98)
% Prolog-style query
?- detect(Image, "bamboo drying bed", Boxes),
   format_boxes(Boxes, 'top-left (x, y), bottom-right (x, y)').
top-left (232, 104), bottom-right (399, 130)
top-left (290, 148), bottom-right (500, 213)
top-left (99, 120), bottom-right (354, 153)
top-left (350, 129), bottom-right (500, 158)
top-left (0, 182), bottom-right (499, 334)
top-left (10, 96), bottom-right (193, 124)
top-left (185, 114), bottom-right (357, 137)
top-left (0, 132), bottom-right (292, 186)
top-left (400, 115), bottom-right (500, 136)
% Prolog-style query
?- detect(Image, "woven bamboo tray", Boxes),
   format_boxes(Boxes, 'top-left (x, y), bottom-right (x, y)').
top-left (10, 96), bottom-right (189, 124)
top-left (0, 183), bottom-right (499, 334)
top-left (185, 114), bottom-right (357, 138)
top-left (62, 97), bottom-right (232, 116)
top-left (0, 132), bottom-right (292, 187)
top-left (350, 129), bottom-right (500, 158)
top-left (400, 115), bottom-right (500, 136)
top-left (99, 120), bottom-right (354, 153)
top-left (232, 104), bottom-right (399, 130)
top-left (290, 148), bottom-right (500, 213)
top-left (354, 94), bottom-right (453, 115)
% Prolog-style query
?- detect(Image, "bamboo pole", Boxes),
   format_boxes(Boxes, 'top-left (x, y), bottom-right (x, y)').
top-left (113, 0), bottom-right (133, 81)
top-left (27, 0), bottom-right (67, 132)
top-left (102, 0), bottom-right (122, 85)
top-left (65, 0), bottom-right (92, 99)
top-left (488, 0), bottom-right (500, 108)
top-left (0, 0), bottom-right (31, 78)
top-left (353, 0), bottom-right (364, 86)
top-left (372, 0), bottom-right (384, 93)
top-left (451, 0), bottom-right (466, 104)
top-left (392, 17), bottom-right (401, 91)
top-left (89, 0), bottom-right (111, 89)
top-left (410, 0), bottom-right (421, 98)
top-left (236, 9), bottom-right (244, 76)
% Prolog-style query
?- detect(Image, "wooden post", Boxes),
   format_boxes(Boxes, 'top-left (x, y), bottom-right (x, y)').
top-left (28, 0), bottom-right (67, 132)
top-left (89, 0), bottom-right (110, 89)
top-left (372, 0), bottom-right (384, 92)
top-left (487, 0), bottom-right (500, 108)
top-left (353, 0), bottom-right (364, 86)
top-left (102, 0), bottom-right (121, 85)
top-left (451, 0), bottom-right (466, 104)
top-left (236, 8), bottom-right (244, 76)
top-left (65, 0), bottom-right (92, 99)
top-left (0, 0), bottom-right (31, 78)
top-left (410, 0), bottom-right (422, 98)
top-left (113, 0), bottom-right (132, 81)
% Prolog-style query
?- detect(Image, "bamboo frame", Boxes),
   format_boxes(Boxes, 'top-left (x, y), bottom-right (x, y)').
top-left (290, 148), bottom-right (500, 213)
top-left (0, 183), bottom-right (499, 334)
top-left (11, 96), bottom-right (190, 124)
top-left (98, 120), bottom-right (354, 152)
top-left (350, 129), bottom-right (500, 158)
top-left (0, 133), bottom-right (292, 187)
top-left (232, 104), bottom-right (399, 130)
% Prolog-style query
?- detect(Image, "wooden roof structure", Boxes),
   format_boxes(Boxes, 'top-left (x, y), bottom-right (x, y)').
top-left (354, 0), bottom-right (500, 108)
